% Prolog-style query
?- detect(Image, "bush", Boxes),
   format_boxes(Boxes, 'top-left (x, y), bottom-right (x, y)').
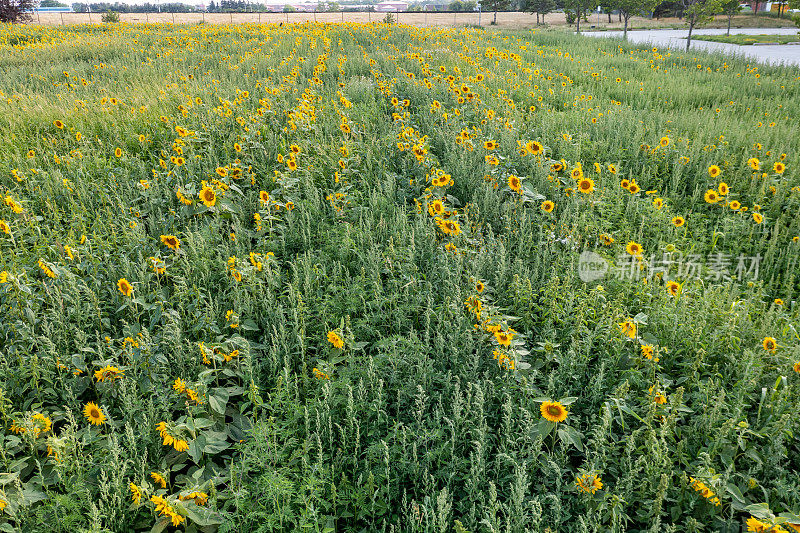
top-left (101, 9), bottom-right (120, 22)
top-left (0, 0), bottom-right (35, 23)
top-left (381, 12), bottom-right (395, 23)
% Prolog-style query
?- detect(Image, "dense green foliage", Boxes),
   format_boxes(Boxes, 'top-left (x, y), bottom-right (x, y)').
top-left (0, 21), bottom-right (799, 532)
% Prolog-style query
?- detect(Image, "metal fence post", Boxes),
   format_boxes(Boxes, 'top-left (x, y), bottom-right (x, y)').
top-left (60, 12), bottom-right (64, 24)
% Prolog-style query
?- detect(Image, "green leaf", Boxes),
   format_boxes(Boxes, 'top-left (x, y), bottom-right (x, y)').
top-left (557, 425), bottom-right (584, 451)
top-left (149, 519), bottom-right (170, 533)
top-left (530, 419), bottom-right (555, 440)
top-left (559, 396), bottom-right (578, 405)
top-left (183, 504), bottom-right (224, 527)
top-left (208, 395), bottom-right (226, 415)
top-left (188, 435), bottom-right (206, 463)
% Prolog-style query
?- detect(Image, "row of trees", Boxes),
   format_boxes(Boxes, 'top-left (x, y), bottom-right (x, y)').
top-left (71, 2), bottom-right (198, 12)
top-left (523, 0), bottom-right (797, 45)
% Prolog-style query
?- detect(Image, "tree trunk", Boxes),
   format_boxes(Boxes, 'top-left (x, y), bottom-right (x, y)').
top-left (618, 11), bottom-right (621, 21)
top-left (727, 14), bottom-right (731, 34)
top-left (686, 19), bottom-right (694, 50)
top-left (576, 9), bottom-right (580, 32)
top-left (542, 12), bottom-right (545, 22)
top-left (623, 13), bottom-right (629, 38)
top-left (608, 11), bottom-right (611, 22)
top-left (493, 8), bottom-right (497, 24)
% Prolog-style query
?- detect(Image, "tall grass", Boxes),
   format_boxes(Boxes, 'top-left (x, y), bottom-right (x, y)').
top-left (0, 21), bottom-right (798, 532)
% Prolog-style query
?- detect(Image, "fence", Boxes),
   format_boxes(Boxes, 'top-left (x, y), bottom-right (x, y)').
top-left (31, 10), bottom-right (544, 27)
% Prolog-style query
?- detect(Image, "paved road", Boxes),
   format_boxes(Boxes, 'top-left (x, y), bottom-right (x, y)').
top-left (582, 28), bottom-right (800, 66)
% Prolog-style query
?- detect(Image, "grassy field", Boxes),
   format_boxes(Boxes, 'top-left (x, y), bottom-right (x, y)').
top-left (693, 33), bottom-right (800, 45)
top-left (0, 21), bottom-right (799, 533)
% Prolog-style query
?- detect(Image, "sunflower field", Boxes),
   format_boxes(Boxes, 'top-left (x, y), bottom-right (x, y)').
top-left (0, 20), bottom-right (799, 533)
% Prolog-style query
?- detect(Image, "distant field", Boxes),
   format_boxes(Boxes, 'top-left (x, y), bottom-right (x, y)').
top-left (28, 10), bottom-right (800, 29)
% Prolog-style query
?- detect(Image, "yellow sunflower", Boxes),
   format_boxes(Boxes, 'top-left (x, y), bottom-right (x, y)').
top-left (130, 483), bottom-right (142, 505)
top-left (526, 141), bottom-right (543, 155)
top-left (708, 165), bottom-right (721, 177)
top-left (151, 472), bottom-right (167, 489)
top-left (494, 329), bottom-right (515, 347)
top-left (619, 319), bottom-right (637, 338)
top-left (160, 234), bottom-right (180, 251)
top-left (541, 200), bottom-right (555, 213)
top-left (666, 280), bottom-right (681, 297)
top-left (540, 401), bottom-right (568, 423)
top-left (599, 233), bottom-right (614, 245)
top-left (83, 402), bottom-right (106, 425)
top-left (199, 186), bottom-right (217, 207)
top-left (704, 189), bottom-right (719, 204)
top-left (672, 216), bottom-right (685, 227)
top-left (625, 241), bottom-right (643, 256)
top-left (576, 474), bottom-right (603, 494)
top-left (762, 337), bottom-right (777, 352)
top-left (117, 278), bottom-right (133, 297)
top-left (327, 330), bottom-right (344, 349)
top-left (718, 182), bottom-right (729, 196)
top-left (94, 365), bottom-right (123, 382)
top-left (578, 178), bottom-right (594, 194)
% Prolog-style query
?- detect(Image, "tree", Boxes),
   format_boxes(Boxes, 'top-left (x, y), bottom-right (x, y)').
top-left (564, 0), bottom-right (595, 32)
top-left (720, 0), bottom-right (740, 34)
top-left (683, 0), bottom-right (723, 50)
top-left (449, 0), bottom-right (477, 10)
top-left (0, 0), bottom-right (35, 22)
top-left (653, 0), bottom-right (683, 18)
top-left (524, 0), bottom-right (556, 23)
top-left (483, 0), bottom-right (511, 24)
top-left (612, 0), bottom-right (658, 38)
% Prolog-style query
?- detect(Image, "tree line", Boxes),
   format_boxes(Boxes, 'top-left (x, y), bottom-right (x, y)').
top-left (71, 2), bottom-right (198, 12)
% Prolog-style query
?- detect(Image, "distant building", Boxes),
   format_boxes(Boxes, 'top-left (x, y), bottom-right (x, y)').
top-left (375, 1), bottom-right (408, 11)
